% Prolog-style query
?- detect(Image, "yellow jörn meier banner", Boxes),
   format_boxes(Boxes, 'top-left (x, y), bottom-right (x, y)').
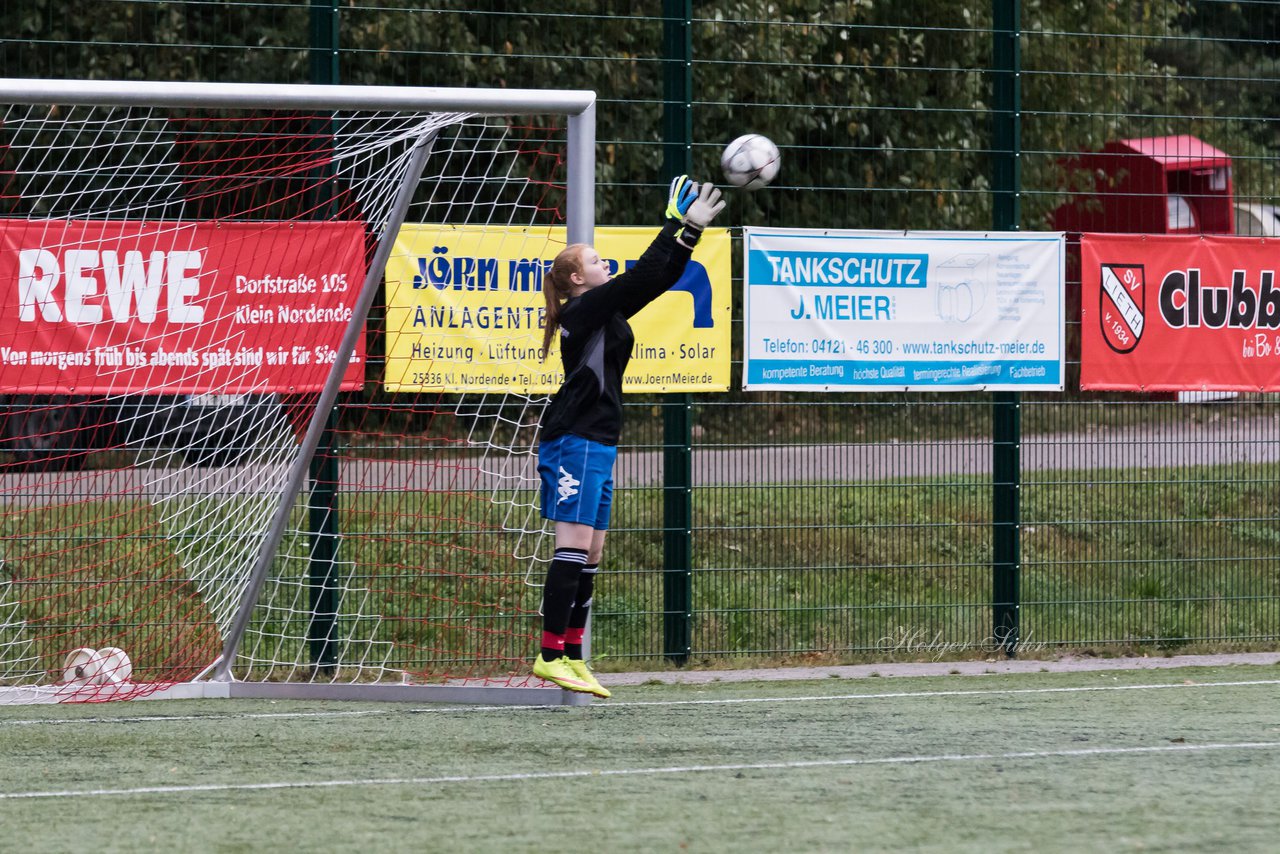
top-left (384, 225), bottom-right (730, 393)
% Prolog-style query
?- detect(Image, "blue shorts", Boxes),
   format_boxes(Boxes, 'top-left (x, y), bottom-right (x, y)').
top-left (538, 433), bottom-right (617, 530)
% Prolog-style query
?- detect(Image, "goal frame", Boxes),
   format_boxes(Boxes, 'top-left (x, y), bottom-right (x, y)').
top-left (0, 77), bottom-right (597, 706)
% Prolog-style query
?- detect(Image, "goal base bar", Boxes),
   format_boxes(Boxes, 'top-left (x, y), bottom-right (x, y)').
top-left (222, 681), bottom-right (591, 706)
top-left (0, 681), bottom-right (590, 706)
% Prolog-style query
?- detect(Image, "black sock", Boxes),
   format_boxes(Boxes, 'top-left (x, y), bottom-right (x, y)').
top-left (540, 548), bottom-right (587, 660)
top-left (564, 564), bottom-right (597, 660)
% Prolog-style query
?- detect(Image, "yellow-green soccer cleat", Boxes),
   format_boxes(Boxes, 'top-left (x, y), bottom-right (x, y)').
top-left (566, 659), bottom-right (611, 699)
top-left (533, 654), bottom-right (595, 694)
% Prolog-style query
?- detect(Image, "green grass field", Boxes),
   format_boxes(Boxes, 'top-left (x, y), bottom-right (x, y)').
top-left (8, 459), bottom-right (1278, 681)
top-left (3, 662), bottom-right (1279, 852)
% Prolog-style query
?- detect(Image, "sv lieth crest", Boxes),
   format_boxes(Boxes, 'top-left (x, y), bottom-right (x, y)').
top-left (1099, 264), bottom-right (1145, 354)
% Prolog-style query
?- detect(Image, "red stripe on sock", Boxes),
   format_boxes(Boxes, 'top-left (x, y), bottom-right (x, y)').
top-left (565, 627), bottom-right (585, 645)
top-left (542, 631), bottom-right (565, 652)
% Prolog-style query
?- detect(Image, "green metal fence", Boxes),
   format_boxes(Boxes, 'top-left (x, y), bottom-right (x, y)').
top-left (3, 1), bottom-right (1279, 665)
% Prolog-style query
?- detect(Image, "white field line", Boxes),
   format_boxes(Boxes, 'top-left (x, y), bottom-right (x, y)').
top-left (2, 678), bottom-right (1278, 728)
top-left (3, 741), bottom-right (1280, 801)
top-left (608, 678), bottom-right (1280, 708)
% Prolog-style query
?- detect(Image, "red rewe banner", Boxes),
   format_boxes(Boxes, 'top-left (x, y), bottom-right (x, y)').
top-left (1081, 233), bottom-right (1280, 391)
top-left (1, 220), bottom-right (366, 393)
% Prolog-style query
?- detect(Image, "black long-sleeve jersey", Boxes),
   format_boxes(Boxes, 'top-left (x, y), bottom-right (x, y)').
top-left (538, 220), bottom-right (693, 447)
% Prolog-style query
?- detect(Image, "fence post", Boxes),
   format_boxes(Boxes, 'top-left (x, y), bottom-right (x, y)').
top-left (307, 0), bottom-right (342, 671)
top-left (991, 0), bottom-right (1022, 655)
top-left (660, 0), bottom-right (694, 664)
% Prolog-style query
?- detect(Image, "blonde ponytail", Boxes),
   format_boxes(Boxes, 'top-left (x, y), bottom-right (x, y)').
top-left (540, 243), bottom-right (587, 360)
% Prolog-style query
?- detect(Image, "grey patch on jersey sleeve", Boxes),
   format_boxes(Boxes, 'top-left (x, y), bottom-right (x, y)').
top-left (583, 327), bottom-right (606, 394)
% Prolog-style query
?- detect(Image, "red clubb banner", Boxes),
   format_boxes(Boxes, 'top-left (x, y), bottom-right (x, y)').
top-left (0, 219), bottom-right (366, 393)
top-left (1081, 233), bottom-right (1280, 391)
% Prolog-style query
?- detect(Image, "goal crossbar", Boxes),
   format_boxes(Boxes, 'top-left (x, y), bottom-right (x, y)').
top-left (0, 77), bottom-right (597, 245)
top-left (0, 77), bottom-right (596, 117)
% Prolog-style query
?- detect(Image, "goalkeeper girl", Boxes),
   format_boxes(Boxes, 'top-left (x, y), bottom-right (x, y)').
top-left (533, 175), bottom-right (724, 697)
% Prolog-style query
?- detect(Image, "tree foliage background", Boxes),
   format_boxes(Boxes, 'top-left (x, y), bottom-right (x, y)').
top-left (2, 0), bottom-right (1276, 232)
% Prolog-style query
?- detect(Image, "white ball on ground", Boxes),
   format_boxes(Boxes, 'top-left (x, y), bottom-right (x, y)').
top-left (95, 647), bottom-right (133, 684)
top-left (721, 133), bottom-right (781, 190)
top-left (61, 647), bottom-right (104, 684)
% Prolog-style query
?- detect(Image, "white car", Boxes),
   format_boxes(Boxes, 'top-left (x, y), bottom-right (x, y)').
top-left (1234, 202), bottom-right (1280, 236)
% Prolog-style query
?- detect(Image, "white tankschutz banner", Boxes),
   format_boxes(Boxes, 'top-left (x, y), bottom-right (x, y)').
top-left (743, 228), bottom-right (1065, 392)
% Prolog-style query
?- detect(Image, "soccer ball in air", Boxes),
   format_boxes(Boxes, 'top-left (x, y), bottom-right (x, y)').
top-left (721, 133), bottom-right (781, 190)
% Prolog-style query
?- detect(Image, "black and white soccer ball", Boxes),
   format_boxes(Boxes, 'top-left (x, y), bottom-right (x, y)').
top-left (721, 133), bottom-right (781, 190)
